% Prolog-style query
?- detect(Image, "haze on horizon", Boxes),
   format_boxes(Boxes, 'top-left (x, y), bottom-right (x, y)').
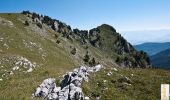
top-left (1, 0), bottom-right (170, 45)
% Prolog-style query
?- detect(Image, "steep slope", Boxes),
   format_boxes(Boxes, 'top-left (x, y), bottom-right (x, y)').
top-left (151, 49), bottom-right (170, 69)
top-left (0, 11), bottom-right (161, 100)
top-left (0, 13), bottom-right (79, 99)
top-left (134, 42), bottom-right (170, 56)
top-left (88, 24), bottom-right (151, 68)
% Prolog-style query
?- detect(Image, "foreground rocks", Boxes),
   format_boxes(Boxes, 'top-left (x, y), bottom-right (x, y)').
top-left (33, 64), bottom-right (103, 100)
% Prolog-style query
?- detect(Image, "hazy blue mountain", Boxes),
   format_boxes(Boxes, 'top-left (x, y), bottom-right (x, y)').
top-left (121, 30), bottom-right (170, 45)
top-left (151, 49), bottom-right (170, 69)
top-left (134, 42), bottom-right (170, 56)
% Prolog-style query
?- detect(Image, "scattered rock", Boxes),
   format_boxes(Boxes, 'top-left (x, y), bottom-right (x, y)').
top-left (113, 68), bottom-right (118, 72)
top-left (30, 42), bottom-right (37, 47)
top-left (107, 71), bottom-right (112, 76)
top-left (12, 66), bottom-right (19, 70)
top-left (92, 64), bottom-right (103, 72)
top-left (103, 80), bottom-right (107, 83)
top-left (27, 67), bottom-right (33, 73)
top-left (9, 71), bottom-right (14, 75)
top-left (33, 64), bottom-right (103, 100)
top-left (118, 76), bottom-right (132, 84)
top-left (85, 96), bottom-right (90, 100)
top-left (15, 57), bottom-right (36, 72)
top-left (96, 96), bottom-right (100, 100)
top-left (123, 82), bottom-right (132, 86)
top-left (33, 78), bottom-right (57, 97)
top-left (2, 73), bottom-right (6, 77)
top-left (3, 43), bottom-right (9, 49)
top-left (0, 38), bottom-right (3, 42)
top-left (0, 17), bottom-right (14, 27)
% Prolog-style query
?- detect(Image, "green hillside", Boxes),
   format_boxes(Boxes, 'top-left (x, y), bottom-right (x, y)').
top-left (0, 12), bottom-right (169, 100)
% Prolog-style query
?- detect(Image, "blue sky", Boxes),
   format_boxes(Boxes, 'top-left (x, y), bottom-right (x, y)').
top-left (1, 0), bottom-right (170, 44)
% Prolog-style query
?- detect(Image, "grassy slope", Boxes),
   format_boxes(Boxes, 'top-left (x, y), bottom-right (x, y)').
top-left (83, 67), bottom-right (170, 100)
top-left (0, 13), bottom-right (169, 100)
top-left (0, 13), bottom-right (107, 100)
top-left (0, 14), bottom-right (76, 99)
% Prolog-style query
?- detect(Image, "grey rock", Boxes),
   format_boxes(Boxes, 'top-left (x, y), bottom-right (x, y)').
top-left (33, 64), bottom-right (103, 100)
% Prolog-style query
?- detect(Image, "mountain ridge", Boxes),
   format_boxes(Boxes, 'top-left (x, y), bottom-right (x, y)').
top-left (151, 49), bottom-right (170, 69)
top-left (134, 42), bottom-right (170, 56)
top-left (1, 11), bottom-right (167, 100)
top-left (20, 11), bottom-right (151, 68)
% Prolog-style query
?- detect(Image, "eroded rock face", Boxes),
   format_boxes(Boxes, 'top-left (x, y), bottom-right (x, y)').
top-left (33, 64), bottom-right (103, 100)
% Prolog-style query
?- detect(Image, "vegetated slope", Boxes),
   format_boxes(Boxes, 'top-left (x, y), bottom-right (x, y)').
top-left (151, 49), bottom-right (170, 69)
top-left (88, 24), bottom-right (151, 68)
top-left (0, 11), bottom-right (167, 100)
top-left (0, 13), bottom-right (78, 99)
top-left (82, 67), bottom-right (170, 100)
top-left (134, 42), bottom-right (170, 56)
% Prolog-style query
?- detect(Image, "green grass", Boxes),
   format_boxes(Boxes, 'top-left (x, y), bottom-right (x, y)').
top-left (0, 13), bottom-right (76, 99)
top-left (0, 13), bottom-right (169, 100)
top-left (82, 67), bottom-right (170, 100)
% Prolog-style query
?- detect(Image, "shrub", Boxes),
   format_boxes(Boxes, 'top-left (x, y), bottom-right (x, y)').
top-left (55, 34), bottom-right (59, 38)
top-left (56, 40), bottom-right (60, 44)
top-left (115, 57), bottom-right (120, 63)
top-left (89, 57), bottom-right (96, 66)
top-left (36, 22), bottom-right (42, 28)
top-left (21, 10), bottom-right (31, 15)
top-left (42, 15), bottom-right (54, 25)
top-left (24, 20), bottom-right (29, 26)
top-left (71, 48), bottom-right (76, 55)
top-left (51, 22), bottom-right (56, 30)
top-left (84, 53), bottom-right (90, 63)
top-left (31, 12), bottom-right (40, 20)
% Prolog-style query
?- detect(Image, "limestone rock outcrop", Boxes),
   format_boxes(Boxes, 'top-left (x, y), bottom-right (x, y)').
top-left (33, 64), bottom-right (103, 100)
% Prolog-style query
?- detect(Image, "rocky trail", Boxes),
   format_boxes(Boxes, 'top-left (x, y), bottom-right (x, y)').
top-left (32, 64), bottom-right (103, 100)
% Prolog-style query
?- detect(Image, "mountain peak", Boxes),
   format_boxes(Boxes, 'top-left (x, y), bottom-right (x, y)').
top-left (98, 24), bottom-right (116, 32)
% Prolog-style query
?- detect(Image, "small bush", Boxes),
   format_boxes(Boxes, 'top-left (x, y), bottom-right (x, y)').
top-left (56, 40), bottom-right (60, 44)
top-left (115, 57), bottom-right (120, 63)
top-left (24, 20), bottom-right (29, 26)
top-left (36, 22), bottom-right (42, 28)
top-left (55, 34), bottom-right (59, 38)
top-left (89, 57), bottom-right (96, 66)
top-left (51, 22), bottom-right (56, 31)
top-left (71, 48), bottom-right (76, 55)
top-left (21, 10), bottom-right (31, 15)
top-left (84, 53), bottom-right (90, 63)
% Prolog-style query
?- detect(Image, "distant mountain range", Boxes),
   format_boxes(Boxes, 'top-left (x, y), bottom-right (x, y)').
top-left (134, 42), bottom-right (170, 69)
top-left (134, 42), bottom-right (170, 56)
top-left (151, 49), bottom-right (170, 69)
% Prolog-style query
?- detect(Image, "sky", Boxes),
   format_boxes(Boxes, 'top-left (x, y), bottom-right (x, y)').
top-left (0, 0), bottom-right (170, 45)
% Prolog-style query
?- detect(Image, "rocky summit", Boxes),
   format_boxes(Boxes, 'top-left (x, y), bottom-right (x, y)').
top-left (0, 11), bottom-right (170, 100)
